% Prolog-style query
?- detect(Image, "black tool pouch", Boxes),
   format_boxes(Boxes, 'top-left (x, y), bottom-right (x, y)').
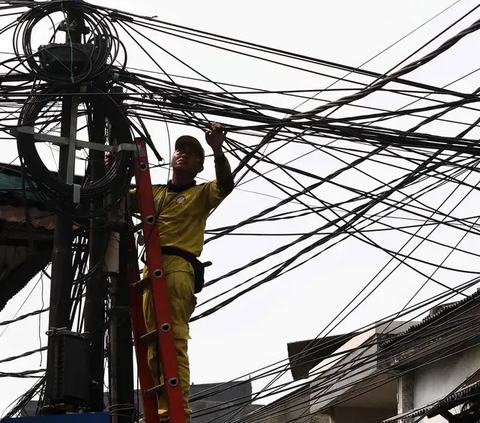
top-left (141, 248), bottom-right (210, 294)
top-left (156, 247), bottom-right (211, 294)
top-left (189, 258), bottom-right (212, 294)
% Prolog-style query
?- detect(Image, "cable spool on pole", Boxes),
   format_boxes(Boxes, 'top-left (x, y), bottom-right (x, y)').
top-left (15, 84), bottom-right (135, 216)
top-left (12, 0), bottom-right (133, 216)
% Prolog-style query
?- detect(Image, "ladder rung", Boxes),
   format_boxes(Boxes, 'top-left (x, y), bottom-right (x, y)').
top-left (145, 383), bottom-right (164, 397)
top-left (130, 276), bottom-right (150, 290)
top-left (140, 329), bottom-right (157, 343)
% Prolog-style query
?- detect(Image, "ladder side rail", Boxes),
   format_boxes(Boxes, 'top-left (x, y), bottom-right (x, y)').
top-left (128, 232), bottom-right (160, 423)
top-left (133, 138), bottom-right (186, 423)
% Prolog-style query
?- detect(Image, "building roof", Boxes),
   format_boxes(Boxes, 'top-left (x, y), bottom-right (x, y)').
top-left (0, 163), bottom-right (54, 312)
top-left (427, 380), bottom-right (480, 419)
top-left (0, 246), bottom-right (52, 312)
top-left (0, 162), bottom-right (136, 207)
top-left (0, 166), bottom-right (40, 206)
top-left (381, 289), bottom-right (480, 349)
top-left (0, 159), bottom-right (135, 317)
top-left (383, 403), bottom-right (434, 423)
top-left (376, 290), bottom-right (480, 375)
top-left (383, 380), bottom-right (480, 423)
top-left (0, 163), bottom-right (90, 208)
top-left (287, 334), bottom-right (355, 381)
top-left (0, 207), bottom-right (56, 312)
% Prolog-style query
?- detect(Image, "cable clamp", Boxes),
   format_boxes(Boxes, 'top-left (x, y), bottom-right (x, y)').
top-left (114, 143), bottom-right (137, 152)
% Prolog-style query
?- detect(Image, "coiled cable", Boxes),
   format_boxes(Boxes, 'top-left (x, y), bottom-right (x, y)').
top-left (13, 0), bottom-right (124, 84)
top-left (16, 84), bottom-right (134, 215)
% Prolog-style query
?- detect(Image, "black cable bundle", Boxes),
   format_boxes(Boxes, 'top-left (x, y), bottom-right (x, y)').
top-left (16, 83), bottom-right (135, 217)
top-left (13, 0), bottom-right (125, 84)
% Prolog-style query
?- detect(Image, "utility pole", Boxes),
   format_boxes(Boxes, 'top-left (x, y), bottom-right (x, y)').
top-left (85, 102), bottom-right (108, 412)
top-left (27, 2), bottom-right (135, 418)
top-left (43, 7), bottom-right (83, 413)
top-left (106, 87), bottom-right (135, 423)
top-left (106, 206), bottom-right (135, 423)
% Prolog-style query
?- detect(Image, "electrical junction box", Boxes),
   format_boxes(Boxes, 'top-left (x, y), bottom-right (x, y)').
top-left (38, 43), bottom-right (100, 76)
top-left (51, 330), bottom-right (90, 409)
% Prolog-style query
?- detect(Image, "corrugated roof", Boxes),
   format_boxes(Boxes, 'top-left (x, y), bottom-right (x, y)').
top-left (383, 403), bottom-right (433, 423)
top-left (381, 289), bottom-right (480, 348)
top-left (0, 171), bottom-right (29, 190)
top-left (427, 380), bottom-right (480, 418)
top-left (0, 170), bottom-right (39, 203)
top-left (383, 381), bottom-right (480, 423)
top-left (0, 162), bottom-right (136, 207)
top-left (0, 163), bottom-right (81, 207)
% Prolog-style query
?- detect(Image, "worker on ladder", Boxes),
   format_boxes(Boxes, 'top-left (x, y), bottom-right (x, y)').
top-left (128, 122), bottom-right (234, 422)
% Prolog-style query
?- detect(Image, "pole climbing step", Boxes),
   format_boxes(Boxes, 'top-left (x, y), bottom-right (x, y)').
top-left (128, 138), bottom-right (186, 423)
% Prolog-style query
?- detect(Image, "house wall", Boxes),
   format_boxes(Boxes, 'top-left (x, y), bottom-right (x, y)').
top-left (331, 406), bottom-right (394, 423)
top-left (309, 321), bottom-right (417, 415)
top-left (310, 330), bottom-right (378, 413)
top-left (412, 343), bottom-right (480, 422)
top-left (261, 389), bottom-right (311, 423)
top-left (252, 389), bottom-right (332, 423)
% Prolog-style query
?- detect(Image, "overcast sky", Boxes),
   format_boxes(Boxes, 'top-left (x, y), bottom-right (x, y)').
top-left (2, 0), bottom-right (480, 416)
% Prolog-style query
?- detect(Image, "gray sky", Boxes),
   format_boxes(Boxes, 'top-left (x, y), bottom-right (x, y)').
top-left (2, 0), bottom-right (480, 415)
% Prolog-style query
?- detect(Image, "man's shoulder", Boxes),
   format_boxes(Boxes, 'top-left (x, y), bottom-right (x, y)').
top-left (198, 179), bottom-right (231, 196)
top-left (194, 181), bottom-right (219, 194)
top-left (185, 181), bottom-right (211, 192)
top-left (184, 182), bottom-right (216, 201)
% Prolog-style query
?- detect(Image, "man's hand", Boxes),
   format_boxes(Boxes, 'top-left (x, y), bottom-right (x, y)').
top-left (205, 122), bottom-right (226, 155)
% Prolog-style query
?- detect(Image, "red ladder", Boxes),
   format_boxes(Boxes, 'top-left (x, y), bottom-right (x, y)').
top-left (128, 138), bottom-right (186, 423)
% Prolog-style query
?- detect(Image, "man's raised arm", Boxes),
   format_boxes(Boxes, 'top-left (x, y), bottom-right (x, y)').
top-left (207, 123), bottom-right (234, 196)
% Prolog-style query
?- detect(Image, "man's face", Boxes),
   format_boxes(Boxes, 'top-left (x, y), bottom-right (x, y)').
top-left (171, 145), bottom-right (203, 176)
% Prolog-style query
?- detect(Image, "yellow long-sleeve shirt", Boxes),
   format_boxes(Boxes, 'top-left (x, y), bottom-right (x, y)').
top-left (148, 180), bottom-right (225, 257)
top-left (131, 156), bottom-right (233, 260)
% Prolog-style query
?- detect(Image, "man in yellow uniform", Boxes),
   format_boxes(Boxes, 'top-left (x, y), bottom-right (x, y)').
top-left (133, 123), bottom-right (233, 422)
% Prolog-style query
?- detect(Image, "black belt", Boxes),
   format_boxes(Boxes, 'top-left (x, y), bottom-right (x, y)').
top-left (142, 247), bottom-right (211, 294)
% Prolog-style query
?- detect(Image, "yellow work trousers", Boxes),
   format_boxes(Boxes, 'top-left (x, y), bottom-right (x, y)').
top-left (142, 256), bottom-right (196, 422)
